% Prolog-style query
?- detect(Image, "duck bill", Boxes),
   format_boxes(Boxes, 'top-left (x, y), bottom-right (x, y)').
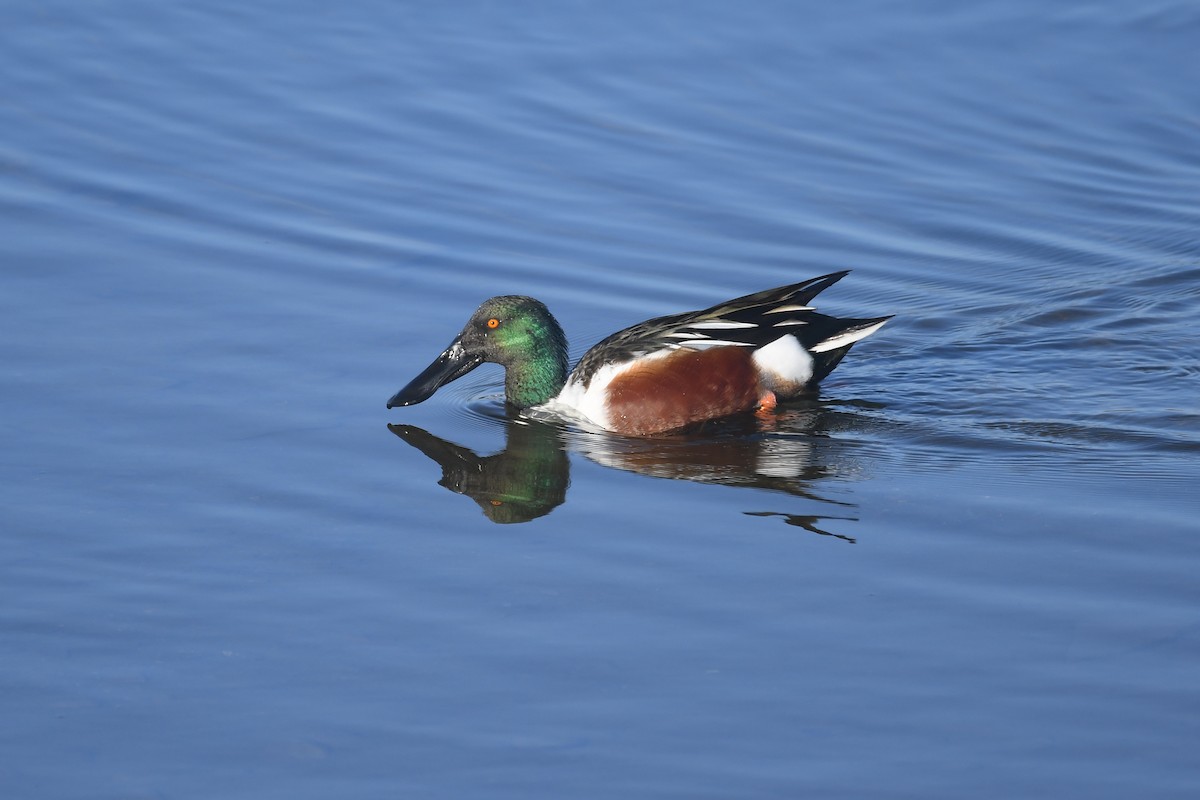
top-left (387, 340), bottom-right (484, 408)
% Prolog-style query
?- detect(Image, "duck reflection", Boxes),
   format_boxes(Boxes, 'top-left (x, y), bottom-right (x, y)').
top-left (388, 402), bottom-right (871, 536)
top-left (388, 419), bottom-right (570, 524)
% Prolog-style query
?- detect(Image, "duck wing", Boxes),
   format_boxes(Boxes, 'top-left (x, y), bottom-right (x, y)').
top-left (571, 271), bottom-right (889, 386)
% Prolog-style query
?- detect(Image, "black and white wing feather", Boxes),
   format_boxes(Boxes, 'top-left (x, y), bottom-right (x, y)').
top-left (571, 271), bottom-right (890, 387)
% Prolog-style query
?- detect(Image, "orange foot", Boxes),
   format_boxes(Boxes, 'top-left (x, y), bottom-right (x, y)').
top-left (755, 390), bottom-right (777, 417)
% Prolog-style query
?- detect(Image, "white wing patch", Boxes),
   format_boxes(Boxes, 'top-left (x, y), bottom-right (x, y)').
top-left (680, 338), bottom-right (755, 350)
top-left (666, 328), bottom-right (757, 350)
top-left (809, 318), bottom-right (890, 353)
top-left (685, 320), bottom-right (759, 330)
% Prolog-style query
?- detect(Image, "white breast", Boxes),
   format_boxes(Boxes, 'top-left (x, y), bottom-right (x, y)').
top-left (536, 351), bottom-right (677, 432)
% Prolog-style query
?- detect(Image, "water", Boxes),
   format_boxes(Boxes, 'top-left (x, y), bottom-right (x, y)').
top-left (3, 1), bottom-right (1198, 798)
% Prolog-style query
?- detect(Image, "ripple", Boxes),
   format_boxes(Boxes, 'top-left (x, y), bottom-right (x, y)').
top-left (463, 394), bottom-right (509, 425)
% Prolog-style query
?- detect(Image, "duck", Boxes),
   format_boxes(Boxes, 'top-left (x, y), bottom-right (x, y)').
top-left (387, 271), bottom-right (890, 436)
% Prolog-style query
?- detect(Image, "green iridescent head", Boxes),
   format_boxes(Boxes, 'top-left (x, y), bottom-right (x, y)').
top-left (387, 296), bottom-right (570, 410)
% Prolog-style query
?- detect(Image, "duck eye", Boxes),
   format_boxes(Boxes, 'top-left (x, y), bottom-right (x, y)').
top-left (486, 318), bottom-right (500, 329)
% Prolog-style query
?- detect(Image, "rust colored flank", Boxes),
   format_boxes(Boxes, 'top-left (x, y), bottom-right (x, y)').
top-left (603, 346), bottom-right (763, 436)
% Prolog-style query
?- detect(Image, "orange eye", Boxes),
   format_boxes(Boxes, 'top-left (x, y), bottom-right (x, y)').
top-left (487, 318), bottom-right (500, 329)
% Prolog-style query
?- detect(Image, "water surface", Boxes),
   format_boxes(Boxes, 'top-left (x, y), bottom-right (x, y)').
top-left (2, 2), bottom-right (1198, 798)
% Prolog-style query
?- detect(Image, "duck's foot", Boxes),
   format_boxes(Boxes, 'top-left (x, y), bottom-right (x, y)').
top-left (755, 390), bottom-right (777, 418)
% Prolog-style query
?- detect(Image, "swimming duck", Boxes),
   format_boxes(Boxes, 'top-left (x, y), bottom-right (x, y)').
top-left (387, 271), bottom-right (889, 436)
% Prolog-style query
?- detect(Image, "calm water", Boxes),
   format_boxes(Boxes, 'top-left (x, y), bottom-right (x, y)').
top-left (3, 1), bottom-right (1199, 798)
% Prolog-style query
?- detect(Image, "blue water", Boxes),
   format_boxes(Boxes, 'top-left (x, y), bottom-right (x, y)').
top-left (3, 2), bottom-right (1198, 798)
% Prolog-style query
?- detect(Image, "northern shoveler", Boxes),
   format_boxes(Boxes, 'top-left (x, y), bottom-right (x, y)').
top-left (387, 271), bottom-right (890, 436)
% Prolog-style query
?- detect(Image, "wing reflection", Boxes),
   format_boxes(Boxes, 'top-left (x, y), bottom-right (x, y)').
top-left (388, 403), bottom-right (874, 536)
